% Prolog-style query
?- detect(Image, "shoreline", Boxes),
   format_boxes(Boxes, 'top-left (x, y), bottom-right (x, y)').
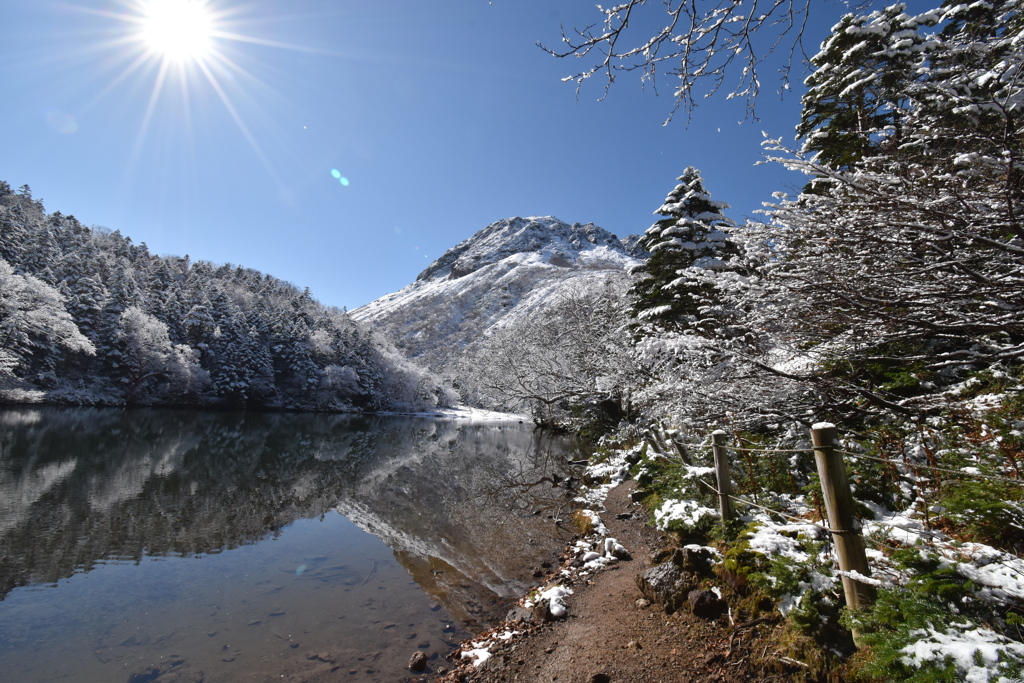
top-left (422, 480), bottom-right (771, 683)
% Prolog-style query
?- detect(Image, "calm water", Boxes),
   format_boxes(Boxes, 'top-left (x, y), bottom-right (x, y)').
top-left (0, 408), bottom-right (581, 682)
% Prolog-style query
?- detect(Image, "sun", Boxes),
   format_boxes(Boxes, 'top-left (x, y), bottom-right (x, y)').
top-left (140, 0), bottom-right (213, 62)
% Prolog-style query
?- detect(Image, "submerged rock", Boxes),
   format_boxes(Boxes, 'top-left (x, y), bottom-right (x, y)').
top-left (408, 651), bottom-right (428, 671)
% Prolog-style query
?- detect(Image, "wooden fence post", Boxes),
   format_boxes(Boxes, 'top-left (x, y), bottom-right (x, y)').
top-left (811, 424), bottom-right (877, 621)
top-left (712, 430), bottom-right (736, 524)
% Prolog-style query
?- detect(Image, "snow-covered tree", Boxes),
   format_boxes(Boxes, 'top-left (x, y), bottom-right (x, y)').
top-left (471, 275), bottom-right (637, 425)
top-left (737, 0), bottom-right (1024, 416)
top-left (0, 181), bottom-right (43, 267)
top-left (0, 258), bottom-right (94, 382)
top-left (796, 4), bottom-right (938, 171)
top-left (630, 166), bottom-right (738, 335)
top-left (116, 306), bottom-right (208, 403)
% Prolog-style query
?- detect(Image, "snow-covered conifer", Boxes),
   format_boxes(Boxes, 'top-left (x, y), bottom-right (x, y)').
top-left (629, 166), bottom-right (738, 335)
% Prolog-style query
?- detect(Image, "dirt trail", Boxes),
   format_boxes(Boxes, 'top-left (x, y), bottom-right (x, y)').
top-left (428, 482), bottom-right (773, 683)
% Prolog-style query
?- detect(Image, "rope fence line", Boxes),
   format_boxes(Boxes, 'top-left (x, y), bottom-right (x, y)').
top-left (644, 423), bottom-right (1024, 629)
top-left (724, 445), bottom-right (815, 454)
top-left (693, 476), bottom-right (830, 532)
top-left (692, 466), bottom-right (948, 550)
top-left (675, 435), bottom-right (1023, 486)
top-left (653, 425), bottom-right (922, 619)
top-left (836, 449), bottom-right (1024, 486)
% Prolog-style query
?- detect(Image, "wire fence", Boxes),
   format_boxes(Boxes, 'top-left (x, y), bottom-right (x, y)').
top-left (651, 426), bottom-right (1023, 536)
top-left (703, 441), bottom-right (1023, 485)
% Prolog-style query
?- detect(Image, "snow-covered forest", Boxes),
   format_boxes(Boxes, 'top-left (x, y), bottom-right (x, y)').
top-left (527, 1), bottom-right (1024, 680)
top-left (0, 181), bottom-right (449, 411)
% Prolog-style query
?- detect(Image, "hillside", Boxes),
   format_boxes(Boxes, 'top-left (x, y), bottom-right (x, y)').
top-left (0, 182), bottom-right (445, 412)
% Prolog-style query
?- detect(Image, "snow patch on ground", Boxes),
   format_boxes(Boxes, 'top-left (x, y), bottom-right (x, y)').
top-left (578, 508), bottom-right (609, 536)
top-left (899, 624), bottom-right (1024, 683)
top-left (575, 447), bottom-right (635, 508)
top-left (745, 517), bottom-right (822, 563)
top-left (376, 405), bottom-right (529, 421)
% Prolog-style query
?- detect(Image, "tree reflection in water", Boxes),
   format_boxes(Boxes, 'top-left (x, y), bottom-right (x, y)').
top-left (0, 407), bottom-right (582, 682)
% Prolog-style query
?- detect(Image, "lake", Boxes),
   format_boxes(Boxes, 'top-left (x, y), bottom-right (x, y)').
top-left (0, 408), bottom-right (582, 682)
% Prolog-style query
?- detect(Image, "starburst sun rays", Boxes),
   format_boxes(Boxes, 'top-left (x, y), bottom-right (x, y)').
top-left (64, 0), bottom-right (341, 192)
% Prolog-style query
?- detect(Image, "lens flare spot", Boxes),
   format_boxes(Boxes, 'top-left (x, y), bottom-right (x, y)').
top-left (44, 107), bottom-right (78, 135)
top-left (295, 564), bottom-right (307, 576)
top-left (339, 177), bottom-right (350, 187)
top-left (330, 169), bottom-right (341, 179)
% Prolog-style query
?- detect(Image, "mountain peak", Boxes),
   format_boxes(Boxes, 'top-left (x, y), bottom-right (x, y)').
top-left (416, 216), bottom-right (628, 282)
top-left (352, 216), bottom-right (643, 373)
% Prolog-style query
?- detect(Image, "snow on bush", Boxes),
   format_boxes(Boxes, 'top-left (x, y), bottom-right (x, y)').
top-left (653, 498), bottom-right (719, 532)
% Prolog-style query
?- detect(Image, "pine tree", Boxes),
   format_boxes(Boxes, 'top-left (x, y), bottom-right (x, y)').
top-left (65, 275), bottom-right (108, 344)
top-left (796, 4), bottom-right (937, 172)
top-left (629, 166), bottom-right (737, 334)
top-left (0, 183), bottom-right (43, 268)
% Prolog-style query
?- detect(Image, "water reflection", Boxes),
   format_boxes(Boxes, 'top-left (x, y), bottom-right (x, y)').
top-left (0, 408), bottom-right (579, 619)
top-left (0, 407), bottom-right (580, 681)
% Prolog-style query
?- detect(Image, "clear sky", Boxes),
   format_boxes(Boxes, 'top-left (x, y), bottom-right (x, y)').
top-left (1, 0), bottom-right (866, 311)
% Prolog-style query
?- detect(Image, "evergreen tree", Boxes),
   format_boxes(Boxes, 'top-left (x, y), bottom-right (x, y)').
top-left (210, 310), bottom-right (256, 404)
top-left (64, 275), bottom-right (108, 344)
top-left (0, 183), bottom-right (42, 268)
top-left (796, 4), bottom-right (936, 171)
top-left (629, 166), bottom-right (737, 334)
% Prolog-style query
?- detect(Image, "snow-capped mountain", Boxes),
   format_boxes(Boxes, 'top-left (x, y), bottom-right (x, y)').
top-left (352, 216), bottom-right (644, 371)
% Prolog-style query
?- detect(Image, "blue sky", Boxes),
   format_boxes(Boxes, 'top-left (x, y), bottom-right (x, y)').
top-left (1, 0), bottom-right (862, 310)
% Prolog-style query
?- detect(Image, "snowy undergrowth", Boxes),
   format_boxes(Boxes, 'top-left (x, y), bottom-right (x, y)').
top-left (620, 396), bottom-right (1024, 682)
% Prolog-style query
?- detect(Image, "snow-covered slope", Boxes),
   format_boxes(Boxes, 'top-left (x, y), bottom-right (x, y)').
top-left (352, 216), bottom-right (643, 370)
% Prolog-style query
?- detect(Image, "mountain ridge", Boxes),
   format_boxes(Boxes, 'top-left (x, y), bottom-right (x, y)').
top-left (414, 215), bottom-right (641, 282)
top-left (351, 216), bottom-right (644, 374)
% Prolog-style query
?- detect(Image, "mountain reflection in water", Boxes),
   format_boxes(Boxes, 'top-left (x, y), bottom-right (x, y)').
top-left (0, 408), bottom-right (581, 682)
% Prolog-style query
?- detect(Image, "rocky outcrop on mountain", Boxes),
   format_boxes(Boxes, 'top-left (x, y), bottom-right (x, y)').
top-left (352, 217), bottom-right (643, 373)
top-left (415, 217), bottom-right (635, 282)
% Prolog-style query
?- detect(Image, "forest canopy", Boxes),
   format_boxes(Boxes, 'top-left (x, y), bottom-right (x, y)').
top-left (0, 182), bottom-right (450, 411)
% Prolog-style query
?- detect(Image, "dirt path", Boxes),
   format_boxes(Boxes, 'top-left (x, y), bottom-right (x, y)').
top-left (427, 482), bottom-right (774, 683)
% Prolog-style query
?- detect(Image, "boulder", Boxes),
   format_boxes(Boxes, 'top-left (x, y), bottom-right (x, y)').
top-left (688, 589), bottom-right (728, 620)
top-left (505, 606), bottom-right (536, 624)
top-left (604, 538), bottom-right (632, 561)
top-left (629, 489), bottom-right (651, 503)
top-left (635, 563), bottom-right (692, 614)
top-left (672, 545), bottom-right (715, 576)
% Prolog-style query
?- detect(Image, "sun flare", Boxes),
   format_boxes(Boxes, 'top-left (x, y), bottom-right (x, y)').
top-left (140, 0), bottom-right (213, 62)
